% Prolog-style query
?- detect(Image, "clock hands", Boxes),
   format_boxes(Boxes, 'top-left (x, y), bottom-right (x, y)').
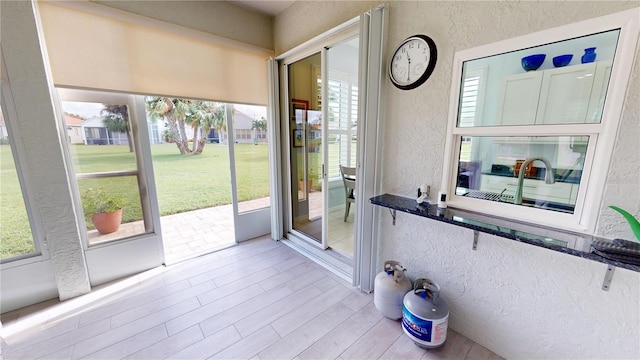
top-left (406, 51), bottom-right (411, 82)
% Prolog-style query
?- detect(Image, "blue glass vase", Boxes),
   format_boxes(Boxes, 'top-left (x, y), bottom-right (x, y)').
top-left (581, 47), bottom-right (597, 63)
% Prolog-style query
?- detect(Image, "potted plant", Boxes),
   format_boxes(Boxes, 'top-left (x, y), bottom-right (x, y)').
top-left (82, 188), bottom-right (126, 234)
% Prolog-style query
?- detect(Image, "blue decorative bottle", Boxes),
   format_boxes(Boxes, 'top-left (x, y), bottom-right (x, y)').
top-left (581, 47), bottom-right (597, 63)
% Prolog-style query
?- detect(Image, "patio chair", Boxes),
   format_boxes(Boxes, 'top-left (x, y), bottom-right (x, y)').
top-left (340, 165), bottom-right (356, 222)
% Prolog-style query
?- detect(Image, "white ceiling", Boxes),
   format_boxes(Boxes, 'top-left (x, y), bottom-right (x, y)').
top-left (227, 1), bottom-right (294, 16)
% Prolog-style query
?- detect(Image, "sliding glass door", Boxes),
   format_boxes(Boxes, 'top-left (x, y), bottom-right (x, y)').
top-left (284, 35), bottom-right (360, 260)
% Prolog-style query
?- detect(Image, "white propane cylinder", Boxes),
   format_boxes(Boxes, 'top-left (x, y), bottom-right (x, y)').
top-left (402, 278), bottom-right (449, 349)
top-left (374, 260), bottom-right (412, 319)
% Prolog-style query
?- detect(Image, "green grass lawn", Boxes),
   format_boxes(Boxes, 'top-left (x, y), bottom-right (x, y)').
top-left (1, 143), bottom-right (270, 258)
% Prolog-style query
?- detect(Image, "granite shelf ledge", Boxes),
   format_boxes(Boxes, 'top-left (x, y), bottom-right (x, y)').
top-left (370, 193), bottom-right (640, 273)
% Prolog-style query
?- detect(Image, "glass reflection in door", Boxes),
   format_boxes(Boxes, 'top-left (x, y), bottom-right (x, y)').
top-left (289, 52), bottom-right (324, 244)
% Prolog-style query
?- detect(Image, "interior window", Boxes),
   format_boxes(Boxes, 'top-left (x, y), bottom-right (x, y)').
top-left (455, 136), bottom-right (588, 214)
top-left (443, 21), bottom-right (635, 232)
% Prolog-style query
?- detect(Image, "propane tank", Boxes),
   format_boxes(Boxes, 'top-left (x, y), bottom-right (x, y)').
top-left (374, 260), bottom-right (412, 319)
top-left (402, 278), bottom-right (449, 349)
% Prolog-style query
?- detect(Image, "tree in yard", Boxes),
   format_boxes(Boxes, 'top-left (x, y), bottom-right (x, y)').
top-left (146, 97), bottom-right (191, 154)
top-left (187, 101), bottom-right (226, 154)
top-left (251, 117), bottom-right (267, 143)
top-left (101, 105), bottom-right (133, 152)
top-left (146, 97), bottom-right (227, 155)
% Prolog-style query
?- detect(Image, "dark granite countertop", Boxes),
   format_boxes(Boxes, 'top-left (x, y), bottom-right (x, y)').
top-left (370, 193), bottom-right (640, 273)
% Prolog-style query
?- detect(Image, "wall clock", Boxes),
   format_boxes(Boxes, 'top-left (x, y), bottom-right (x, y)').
top-left (389, 34), bottom-right (437, 90)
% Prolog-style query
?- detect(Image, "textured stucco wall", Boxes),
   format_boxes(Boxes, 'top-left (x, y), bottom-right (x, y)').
top-left (94, 0), bottom-right (274, 50)
top-left (1, 1), bottom-right (91, 303)
top-left (275, 1), bottom-right (640, 358)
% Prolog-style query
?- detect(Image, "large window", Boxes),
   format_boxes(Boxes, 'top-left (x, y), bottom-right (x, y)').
top-left (443, 14), bottom-right (638, 234)
top-left (0, 106), bottom-right (38, 261)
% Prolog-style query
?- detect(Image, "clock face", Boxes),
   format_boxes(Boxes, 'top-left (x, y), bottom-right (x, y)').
top-left (389, 35), bottom-right (437, 90)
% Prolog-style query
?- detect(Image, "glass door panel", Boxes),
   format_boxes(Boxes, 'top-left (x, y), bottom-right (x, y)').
top-left (288, 52), bottom-right (324, 245)
top-left (325, 36), bottom-right (359, 258)
top-left (233, 104), bottom-right (271, 213)
top-left (229, 104), bottom-right (272, 242)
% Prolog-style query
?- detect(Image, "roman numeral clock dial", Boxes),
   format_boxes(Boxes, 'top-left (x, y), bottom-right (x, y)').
top-left (389, 35), bottom-right (437, 90)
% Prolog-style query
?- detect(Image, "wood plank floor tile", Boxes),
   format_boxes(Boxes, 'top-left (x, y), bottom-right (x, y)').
top-left (270, 282), bottom-right (352, 337)
top-left (258, 260), bottom-right (318, 292)
top-left (165, 284), bottom-right (264, 336)
top-left (80, 323), bottom-right (167, 359)
top-left (166, 325), bottom-right (241, 360)
top-left (420, 329), bottom-right (475, 360)
top-left (208, 325), bottom-right (280, 360)
top-left (284, 268), bottom-right (328, 292)
top-left (297, 301), bottom-right (383, 360)
top-left (233, 283), bottom-right (324, 338)
top-left (379, 331), bottom-right (428, 360)
top-left (3, 315), bottom-right (80, 351)
top-left (71, 298), bottom-right (200, 359)
top-left (78, 279), bottom-right (192, 327)
top-left (199, 285), bottom-right (293, 337)
top-left (340, 317), bottom-right (404, 360)
top-left (110, 280), bottom-right (215, 329)
top-left (38, 346), bottom-right (73, 360)
top-left (128, 325), bottom-right (204, 359)
top-left (197, 267), bottom-right (279, 305)
top-left (3, 318), bottom-right (111, 360)
top-left (465, 342), bottom-right (504, 360)
top-left (259, 302), bottom-right (355, 360)
top-left (212, 249), bottom-right (298, 287)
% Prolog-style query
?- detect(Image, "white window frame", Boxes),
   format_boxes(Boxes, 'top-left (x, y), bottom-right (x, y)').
top-left (441, 9), bottom-right (639, 234)
top-left (0, 73), bottom-right (48, 266)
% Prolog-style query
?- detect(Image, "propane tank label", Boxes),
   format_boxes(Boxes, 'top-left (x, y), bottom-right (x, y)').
top-left (402, 306), bottom-right (434, 343)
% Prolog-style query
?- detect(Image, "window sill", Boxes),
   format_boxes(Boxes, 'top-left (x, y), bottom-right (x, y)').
top-left (370, 193), bottom-right (640, 274)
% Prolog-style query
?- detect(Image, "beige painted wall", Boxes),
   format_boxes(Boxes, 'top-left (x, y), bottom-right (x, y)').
top-left (275, 1), bottom-right (640, 358)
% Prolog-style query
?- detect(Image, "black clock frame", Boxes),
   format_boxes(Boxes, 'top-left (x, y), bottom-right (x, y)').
top-left (389, 34), bottom-right (438, 90)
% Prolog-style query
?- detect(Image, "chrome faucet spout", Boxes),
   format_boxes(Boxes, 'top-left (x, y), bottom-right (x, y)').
top-left (514, 157), bottom-right (555, 205)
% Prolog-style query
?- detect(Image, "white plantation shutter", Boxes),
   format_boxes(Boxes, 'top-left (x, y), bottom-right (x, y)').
top-left (325, 73), bottom-right (358, 180)
top-left (458, 68), bottom-right (486, 161)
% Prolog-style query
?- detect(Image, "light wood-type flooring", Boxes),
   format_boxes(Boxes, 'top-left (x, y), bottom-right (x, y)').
top-left (1, 236), bottom-right (502, 360)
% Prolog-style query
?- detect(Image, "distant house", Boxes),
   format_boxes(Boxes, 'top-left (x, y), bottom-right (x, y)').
top-left (64, 114), bottom-right (84, 144)
top-left (81, 116), bottom-right (128, 145)
top-left (203, 110), bottom-right (266, 145)
top-left (231, 110), bottom-right (267, 144)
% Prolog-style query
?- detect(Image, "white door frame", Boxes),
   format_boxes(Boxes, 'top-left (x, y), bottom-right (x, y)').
top-left (55, 89), bottom-right (165, 285)
top-left (267, 5), bottom-right (387, 291)
top-left (228, 104), bottom-right (272, 242)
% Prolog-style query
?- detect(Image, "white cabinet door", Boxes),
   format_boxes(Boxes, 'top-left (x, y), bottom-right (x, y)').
top-left (480, 174), bottom-right (573, 203)
top-left (586, 60), bottom-right (613, 123)
top-left (496, 71), bottom-right (543, 126)
top-left (535, 62), bottom-right (597, 124)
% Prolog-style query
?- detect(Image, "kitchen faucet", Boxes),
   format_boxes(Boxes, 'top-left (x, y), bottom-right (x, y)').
top-left (514, 157), bottom-right (555, 205)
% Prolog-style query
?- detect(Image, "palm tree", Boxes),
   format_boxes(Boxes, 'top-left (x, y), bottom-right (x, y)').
top-left (210, 105), bottom-right (227, 146)
top-left (188, 102), bottom-right (226, 155)
top-left (146, 97), bottom-right (192, 154)
top-left (101, 105), bottom-right (133, 152)
top-left (251, 117), bottom-right (267, 143)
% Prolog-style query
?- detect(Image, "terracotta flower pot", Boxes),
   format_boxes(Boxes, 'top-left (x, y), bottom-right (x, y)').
top-left (92, 209), bottom-right (123, 234)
